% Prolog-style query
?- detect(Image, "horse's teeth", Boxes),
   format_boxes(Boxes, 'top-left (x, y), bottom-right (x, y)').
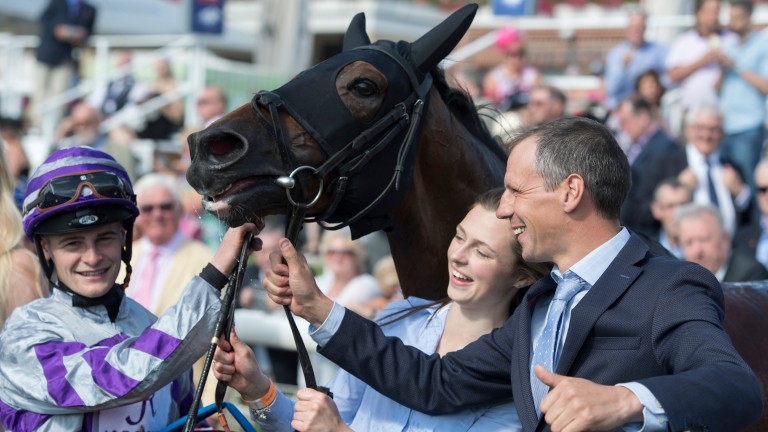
top-left (213, 184), bottom-right (233, 197)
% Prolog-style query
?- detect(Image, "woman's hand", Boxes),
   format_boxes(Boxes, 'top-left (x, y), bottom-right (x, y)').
top-left (292, 388), bottom-right (352, 432)
top-left (212, 328), bottom-right (271, 400)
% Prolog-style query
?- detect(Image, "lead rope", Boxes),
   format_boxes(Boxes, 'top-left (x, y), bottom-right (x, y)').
top-left (182, 232), bottom-right (254, 432)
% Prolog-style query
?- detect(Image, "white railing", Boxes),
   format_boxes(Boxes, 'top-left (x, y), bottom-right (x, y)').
top-left (0, 33), bottom-right (289, 156)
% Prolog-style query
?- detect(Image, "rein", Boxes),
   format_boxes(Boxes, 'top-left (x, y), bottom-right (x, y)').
top-left (182, 232), bottom-right (254, 432)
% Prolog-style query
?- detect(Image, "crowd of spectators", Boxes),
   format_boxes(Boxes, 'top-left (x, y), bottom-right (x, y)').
top-left (470, 0), bottom-right (768, 287)
top-left (1, 0), bottom-right (768, 429)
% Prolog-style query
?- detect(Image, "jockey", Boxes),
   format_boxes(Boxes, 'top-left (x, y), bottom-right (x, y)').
top-left (0, 146), bottom-right (261, 431)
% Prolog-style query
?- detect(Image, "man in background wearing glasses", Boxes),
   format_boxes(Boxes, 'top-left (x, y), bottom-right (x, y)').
top-left (121, 172), bottom-right (221, 409)
top-left (734, 159), bottom-right (768, 270)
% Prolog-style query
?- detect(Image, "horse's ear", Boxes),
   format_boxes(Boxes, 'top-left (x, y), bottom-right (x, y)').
top-left (343, 13), bottom-right (371, 51)
top-left (410, 3), bottom-right (477, 75)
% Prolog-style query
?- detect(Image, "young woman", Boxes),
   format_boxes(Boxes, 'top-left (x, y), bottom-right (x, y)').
top-left (0, 146), bottom-right (261, 431)
top-left (213, 188), bottom-right (551, 431)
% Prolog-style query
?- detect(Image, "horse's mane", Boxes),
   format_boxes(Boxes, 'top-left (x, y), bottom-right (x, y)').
top-left (430, 68), bottom-right (508, 162)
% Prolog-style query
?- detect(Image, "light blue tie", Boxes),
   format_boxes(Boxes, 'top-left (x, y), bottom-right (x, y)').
top-left (530, 272), bottom-right (584, 418)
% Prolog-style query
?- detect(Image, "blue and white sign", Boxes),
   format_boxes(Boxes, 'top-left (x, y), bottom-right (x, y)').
top-left (192, 0), bottom-right (225, 34)
top-left (493, 0), bottom-right (531, 16)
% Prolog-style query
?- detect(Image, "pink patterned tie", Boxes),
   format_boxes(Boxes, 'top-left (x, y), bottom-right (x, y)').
top-left (133, 247), bottom-right (160, 309)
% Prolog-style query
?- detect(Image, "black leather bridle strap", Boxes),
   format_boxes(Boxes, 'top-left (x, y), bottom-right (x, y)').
top-left (251, 92), bottom-right (322, 393)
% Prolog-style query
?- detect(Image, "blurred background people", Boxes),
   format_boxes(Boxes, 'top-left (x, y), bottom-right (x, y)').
top-left (734, 159), bottom-right (768, 269)
top-left (717, 0), bottom-right (768, 191)
top-left (636, 69), bottom-right (667, 111)
top-left (666, 0), bottom-right (735, 113)
top-left (618, 95), bottom-right (686, 237)
top-left (196, 86), bottom-right (227, 128)
top-left (127, 173), bottom-right (213, 315)
top-left (316, 229), bottom-right (382, 307)
top-left (526, 84), bottom-right (566, 127)
top-left (137, 58), bottom-right (184, 141)
top-left (649, 105), bottom-right (752, 235)
top-left (32, 0), bottom-right (96, 130)
top-left (0, 119), bottom-right (31, 210)
top-left (346, 255), bottom-right (402, 320)
top-left (603, 7), bottom-right (667, 111)
top-left (482, 27), bottom-right (541, 112)
top-left (53, 101), bottom-right (138, 180)
top-left (677, 105), bottom-right (752, 236)
top-left (88, 49), bottom-right (146, 118)
top-left (0, 145), bottom-right (47, 330)
top-left (307, 229), bottom-right (383, 384)
top-left (676, 203), bottom-right (768, 282)
top-left (650, 178), bottom-right (694, 259)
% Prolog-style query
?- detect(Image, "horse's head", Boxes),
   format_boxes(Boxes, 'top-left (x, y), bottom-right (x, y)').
top-left (186, 4), bottom-right (477, 235)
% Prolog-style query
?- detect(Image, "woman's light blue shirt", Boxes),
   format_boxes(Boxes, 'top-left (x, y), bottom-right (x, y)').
top-left (256, 297), bottom-right (521, 431)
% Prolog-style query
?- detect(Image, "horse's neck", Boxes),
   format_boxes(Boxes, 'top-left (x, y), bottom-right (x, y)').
top-left (388, 92), bottom-right (506, 299)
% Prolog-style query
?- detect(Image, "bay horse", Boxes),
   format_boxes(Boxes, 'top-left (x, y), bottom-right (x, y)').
top-left (186, 4), bottom-right (506, 300)
top-left (185, 4), bottom-right (767, 430)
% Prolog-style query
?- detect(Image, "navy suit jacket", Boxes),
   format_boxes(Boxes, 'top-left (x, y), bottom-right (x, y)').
top-left (36, 0), bottom-right (97, 66)
top-left (318, 234), bottom-right (762, 431)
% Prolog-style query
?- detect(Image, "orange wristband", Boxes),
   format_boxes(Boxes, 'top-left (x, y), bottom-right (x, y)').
top-left (242, 380), bottom-right (277, 410)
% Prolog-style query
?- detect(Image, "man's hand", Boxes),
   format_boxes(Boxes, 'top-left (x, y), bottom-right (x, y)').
top-left (212, 328), bottom-right (271, 400)
top-left (535, 365), bottom-right (643, 432)
top-left (292, 388), bottom-right (352, 432)
top-left (677, 167), bottom-right (698, 191)
top-left (264, 239), bottom-right (334, 327)
top-left (722, 164), bottom-right (745, 197)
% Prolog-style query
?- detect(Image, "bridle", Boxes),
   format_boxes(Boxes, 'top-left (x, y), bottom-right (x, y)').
top-left (249, 46), bottom-right (433, 389)
top-left (184, 48), bottom-right (434, 432)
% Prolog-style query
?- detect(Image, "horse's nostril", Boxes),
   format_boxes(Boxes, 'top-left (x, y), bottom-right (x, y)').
top-left (209, 138), bottom-right (238, 156)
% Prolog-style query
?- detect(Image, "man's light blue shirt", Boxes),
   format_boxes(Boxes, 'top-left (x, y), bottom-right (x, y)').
top-left (604, 40), bottom-right (667, 110)
top-left (720, 31), bottom-right (768, 134)
top-left (530, 228), bottom-right (665, 431)
top-left (314, 228), bottom-right (667, 430)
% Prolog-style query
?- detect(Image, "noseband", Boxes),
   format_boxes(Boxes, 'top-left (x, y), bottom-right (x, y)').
top-left (248, 47), bottom-right (433, 391)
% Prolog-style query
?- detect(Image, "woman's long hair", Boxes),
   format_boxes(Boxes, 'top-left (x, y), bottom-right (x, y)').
top-left (0, 145), bottom-right (47, 327)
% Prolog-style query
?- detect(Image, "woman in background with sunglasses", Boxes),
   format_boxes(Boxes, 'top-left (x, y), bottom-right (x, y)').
top-left (0, 146), bottom-right (262, 431)
top-left (304, 229), bottom-right (384, 384)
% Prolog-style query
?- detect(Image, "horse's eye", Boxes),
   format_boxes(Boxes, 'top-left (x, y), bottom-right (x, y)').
top-left (350, 79), bottom-right (378, 97)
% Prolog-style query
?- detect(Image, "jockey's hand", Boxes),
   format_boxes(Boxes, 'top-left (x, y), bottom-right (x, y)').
top-left (292, 388), bottom-right (352, 432)
top-left (211, 221), bottom-right (264, 277)
top-left (264, 239), bottom-right (334, 327)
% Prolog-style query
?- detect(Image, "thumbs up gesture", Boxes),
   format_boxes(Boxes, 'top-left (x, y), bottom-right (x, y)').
top-left (534, 365), bottom-right (645, 431)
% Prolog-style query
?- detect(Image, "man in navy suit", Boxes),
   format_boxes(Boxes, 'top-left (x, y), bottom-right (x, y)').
top-left (32, 0), bottom-right (97, 129)
top-left (265, 117), bottom-right (761, 431)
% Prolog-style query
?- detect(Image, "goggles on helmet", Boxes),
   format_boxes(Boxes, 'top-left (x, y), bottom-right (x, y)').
top-left (23, 171), bottom-right (135, 215)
